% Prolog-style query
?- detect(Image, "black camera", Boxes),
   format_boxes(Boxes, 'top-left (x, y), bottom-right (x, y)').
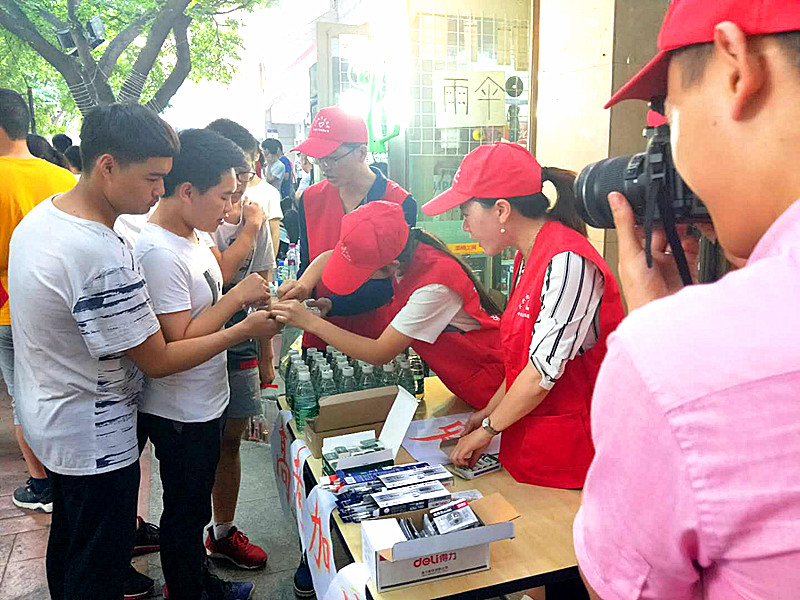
top-left (574, 124), bottom-right (709, 229)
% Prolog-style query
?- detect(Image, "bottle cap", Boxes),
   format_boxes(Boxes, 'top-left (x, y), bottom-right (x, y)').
top-left (299, 371), bottom-right (311, 381)
top-left (326, 345), bottom-right (335, 354)
top-left (362, 365), bottom-right (373, 373)
top-left (342, 366), bottom-right (354, 376)
top-left (322, 370), bottom-right (333, 379)
top-left (383, 364), bottom-right (394, 372)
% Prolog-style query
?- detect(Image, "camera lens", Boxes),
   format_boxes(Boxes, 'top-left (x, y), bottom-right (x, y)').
top-left (574, 154), bottom-right (648, 228)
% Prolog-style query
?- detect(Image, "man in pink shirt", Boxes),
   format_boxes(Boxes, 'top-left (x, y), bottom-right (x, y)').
top-left (574, 1), bottom-right (800, 599)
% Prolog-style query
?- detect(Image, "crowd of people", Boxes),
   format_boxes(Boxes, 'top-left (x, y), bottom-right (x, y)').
top-left (1, 1), bottom-right (800, 600)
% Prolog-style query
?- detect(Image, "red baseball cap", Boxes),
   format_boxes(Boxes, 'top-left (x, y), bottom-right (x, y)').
top-left (606, 0), bottom-right (800, 108)
top-left (322, 201), bottom-right (410, 296)
top-left (422, 143), bottom-right (542, 216)
top-left (291, 106), bottom-right (369, 158)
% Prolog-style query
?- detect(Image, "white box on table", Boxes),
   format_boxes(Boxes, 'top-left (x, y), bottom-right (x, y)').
top-left (361, 493), bottom-right (518, 592)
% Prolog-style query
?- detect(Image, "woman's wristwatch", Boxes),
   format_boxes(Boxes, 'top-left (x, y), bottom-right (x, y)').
top-left (481, 416), bottom-right (500, 437)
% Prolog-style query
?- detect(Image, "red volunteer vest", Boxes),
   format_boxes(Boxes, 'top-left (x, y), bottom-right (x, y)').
top-left (302, 178), bottom-right (410, 349)
top-left (392, 244), bottom-right (505, 410)
top-left (499, 221), bottom-right (624, 488)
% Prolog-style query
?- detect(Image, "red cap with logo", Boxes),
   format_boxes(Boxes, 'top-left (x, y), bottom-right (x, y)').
top-left (322, 201), bottom-right (410, 296)
top-left (422, 143), bottom-right (542, 216)
top-left (291, 106), bottom-right (369, 158)
top-left (606, 0), bottom-right (800, 108)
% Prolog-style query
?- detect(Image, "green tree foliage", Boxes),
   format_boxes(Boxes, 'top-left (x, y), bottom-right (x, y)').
top-left (0, 0), bottom-right (271, 134)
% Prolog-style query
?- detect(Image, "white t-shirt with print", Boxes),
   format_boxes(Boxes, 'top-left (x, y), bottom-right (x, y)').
top-left (134, 223), bottom-right (229, 423)
top-left (9, 198), bottom-right (161, 476)
top-left (213, 215), bottom-right (276, 284)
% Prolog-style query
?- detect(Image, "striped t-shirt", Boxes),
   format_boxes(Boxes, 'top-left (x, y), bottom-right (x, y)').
top-left (519, 251), bottom-right (605, 390)
top-left (9, 198), bottom-right (160, 475)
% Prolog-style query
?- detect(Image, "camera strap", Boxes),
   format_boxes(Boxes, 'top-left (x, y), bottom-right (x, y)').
top-left (658, 191), bottom-right (694, 287)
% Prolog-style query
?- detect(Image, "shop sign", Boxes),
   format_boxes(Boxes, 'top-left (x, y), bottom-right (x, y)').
top-left (434, 71), bottom-right (508, 128)
top-left (447, 242), bottom-right (485, 255)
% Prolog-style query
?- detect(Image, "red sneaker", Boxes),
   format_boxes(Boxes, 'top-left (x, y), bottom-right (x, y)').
top-left (205, 526), bottom-right (267, 570)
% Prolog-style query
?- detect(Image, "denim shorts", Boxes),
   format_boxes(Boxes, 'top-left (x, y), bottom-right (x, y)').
top-left (227, 367), bottom-right (261, 419)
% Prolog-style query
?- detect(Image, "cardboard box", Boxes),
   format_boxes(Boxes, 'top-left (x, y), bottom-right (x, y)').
top-left (304, 386), bottom-right (400, 458)
top-left (316, 388), bottom-right (421, 471)
top-left (361, 493), bottom-right (519, 592)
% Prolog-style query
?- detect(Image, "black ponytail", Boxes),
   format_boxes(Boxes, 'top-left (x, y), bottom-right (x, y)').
top-left (396, 228), bottom-right (503, 316)
top-left (474, 167), bottom-right (586, 236)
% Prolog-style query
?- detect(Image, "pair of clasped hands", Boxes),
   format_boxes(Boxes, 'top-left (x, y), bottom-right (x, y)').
top-left (231, 273), bottom-right (330, 336)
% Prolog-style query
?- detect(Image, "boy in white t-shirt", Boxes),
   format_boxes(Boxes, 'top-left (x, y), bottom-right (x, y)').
top-left (204, 119), bottom-right (275, 570)
top-left (135, 128), bottom-right (279, 600)
top-left (8, 104), bottom-right (275, 600)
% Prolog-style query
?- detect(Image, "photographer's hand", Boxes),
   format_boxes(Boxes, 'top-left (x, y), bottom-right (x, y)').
top-left (610, 192), bottom-right (700, 311)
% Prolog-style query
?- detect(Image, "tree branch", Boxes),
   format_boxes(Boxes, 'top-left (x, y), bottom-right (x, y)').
top-left (38, 8), bottom-right (67, 30)
top-left (119, 0), bottom-right (192, 102)
top-left (146, 14), bottom-right (192, 113)
top-left (98, 9), bottom-right (157, 76)
top-left (65, 0), bottom-right (115, 104)
top-left (0, 1), bottom-right (97, 114)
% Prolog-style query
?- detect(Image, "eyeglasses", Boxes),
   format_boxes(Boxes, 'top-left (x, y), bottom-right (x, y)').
top-left (236, 171), bottom-right (256, 184)
top-left (309, 146), bottom-right (359, 168)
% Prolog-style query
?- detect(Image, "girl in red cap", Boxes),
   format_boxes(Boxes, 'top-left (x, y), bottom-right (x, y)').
top-left (424, 142), bottom-right (625, 489)
top-left (271, 200), bottom-right (505, 410)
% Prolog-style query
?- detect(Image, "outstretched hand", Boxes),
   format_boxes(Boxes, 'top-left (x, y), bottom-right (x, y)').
top-left (609, 192), bottom-right (700, 311)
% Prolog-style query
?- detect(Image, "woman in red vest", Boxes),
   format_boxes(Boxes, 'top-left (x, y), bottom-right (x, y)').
top-left (271, 201), bottom-right (505, 410)
top-left (431, 143), bottom-right (625, 489)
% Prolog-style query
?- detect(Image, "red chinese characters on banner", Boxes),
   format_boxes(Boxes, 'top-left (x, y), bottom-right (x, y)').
top-left (408, 421), bottom-right (464, 442)
top-left (276, 426), bottom-right (291, 504)
top-left (293, 443), bottom-right (307, 514)
top-left (310, 500), bottom-right (331, 573)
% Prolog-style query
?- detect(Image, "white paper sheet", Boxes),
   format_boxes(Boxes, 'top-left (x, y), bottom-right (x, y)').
top-left (290, 438), bottom-right (312, 550)
top-left (322, 563), bottom-right (371, 600)
top-left (402, 413), bottom-right (501, 465)
top-left (302, 484), bottom-right (338, 598)
top-left (270, 409), bottom-right (294, 518)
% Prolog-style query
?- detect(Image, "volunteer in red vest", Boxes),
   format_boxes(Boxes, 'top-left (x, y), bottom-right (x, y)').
top-left (439, 143), bottom-right (625, 489)
top-left (272, 201), bottom-right (505, 410)
top-left (289, 106), bottom-right (417, 349)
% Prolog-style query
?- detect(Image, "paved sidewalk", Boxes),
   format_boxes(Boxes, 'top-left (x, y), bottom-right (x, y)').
top-left (0, 381), bottom-right (301, 599)
top-left (0, 384), bottom-right (51, 600)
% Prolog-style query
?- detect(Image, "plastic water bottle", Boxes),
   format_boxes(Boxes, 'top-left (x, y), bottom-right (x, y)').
top-left (380, 363), bottom-right (397, 387)
top-left (358, 364), bottom-right (378, 390)
top-left (318, 369), bottom-right (338, 400)
top-left (409, 349), bottom-right (425, 398)
top-left (339, 366), bottom-right (358, 394)
top-left (285, 356), bottom-right (303, 406)
top-left (275, 259), bottom-right (286, 285)
top-left (334, 356), bottom-right (349, 385)
top-left (294, 371), bottom-right (318, 428)
top-left (287, 244), bottom-right (299, 279)
top-left (397, 360), bottom-right (415, 395)
top-left (283, 349), bottom-right (299, 380)
top-left (306, 348), bottom-right (319, 367)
